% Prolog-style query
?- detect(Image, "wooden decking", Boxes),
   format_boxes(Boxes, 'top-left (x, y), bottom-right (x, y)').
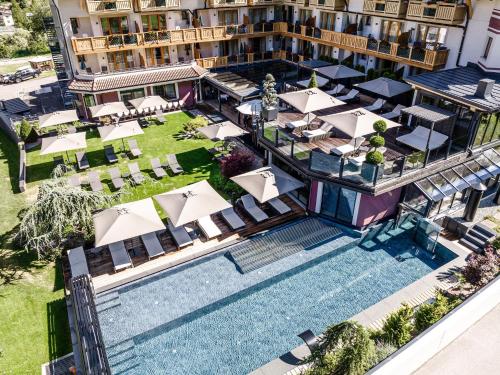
top-left (62, 195), bottom-right (306, 287)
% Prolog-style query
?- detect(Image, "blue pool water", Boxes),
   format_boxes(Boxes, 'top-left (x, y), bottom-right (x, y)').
top-left (97, 220), bottom-right (456, 375)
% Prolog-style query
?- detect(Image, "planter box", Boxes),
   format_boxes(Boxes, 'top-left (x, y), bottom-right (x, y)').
top-left (263, 106), bottom-right (278, 121)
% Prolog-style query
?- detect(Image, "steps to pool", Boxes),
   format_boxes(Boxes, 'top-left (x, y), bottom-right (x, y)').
top-left (228, 218), bottom-right (342, 273)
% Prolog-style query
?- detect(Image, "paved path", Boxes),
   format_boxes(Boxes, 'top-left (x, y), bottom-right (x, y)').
top-left (412, 302), bottom-right (500, 375)
top-left (0, 75), bottom-right (58, 101)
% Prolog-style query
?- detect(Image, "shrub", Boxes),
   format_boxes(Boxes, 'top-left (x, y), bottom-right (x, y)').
top-left (262, 73), bottom-right (278, 109)
top-left (373, 341), bottom-right (397, 364)
top-left (373, 120), bottom-right (388, 134)
top-left (367, 68), bottom-right (376, 81)
top-left (308, 71), bottom-right (318, 88)
top-left (365, 150), bottom-right (384, 165)
top-left (414, 291), bottom-right (451, 333)
top-left (461, 246), bottom-right (499, 287)
top-left (369, 135), bottom-right (385, 148)
top-left (209, 171), bottom-right (245, 200)
top-left (19, 119), bottom-right (32, 141)
top-left (184, 115), bottom-right (208, 131)
top-left (381, 304), bottom-right (414, 347)
top-left (220, 147), bottom-right (255, 178)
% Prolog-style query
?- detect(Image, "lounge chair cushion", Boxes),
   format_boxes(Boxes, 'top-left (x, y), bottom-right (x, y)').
top-left (167, 219), bottom-right (193, 248)
top-left (197, 216), bottom-right (222, 239)
top-left (221, 207), bottom-right (246, 230)
top-left (108, 241), bottom-right (132, 272)
top-left (67, 246), bottom-right (89, 277)
top-left (240, 194), bottom-right (269, 223)
top-left (268, 197), bottom-right (291, 215)
top-left (141, 232), bottom-right (164, 259)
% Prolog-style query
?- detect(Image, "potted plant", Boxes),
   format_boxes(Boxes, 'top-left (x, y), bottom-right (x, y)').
top-left (262, 73), bottom-right (278, 121)
top-left (362, 119), bottom-right (387, 182)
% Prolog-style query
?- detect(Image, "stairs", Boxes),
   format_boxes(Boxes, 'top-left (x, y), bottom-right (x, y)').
top-left (95, 291), bottom-right (121, 313)
top-left (459, 223), bottom-right (496, 253)
top-left (106, 339), bottom-right (140, 374)
top-left (228, 218), bottom-right (342, 273)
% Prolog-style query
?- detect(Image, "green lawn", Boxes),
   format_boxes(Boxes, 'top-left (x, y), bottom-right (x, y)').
top-left (0, 130), bottom-right (71, 374)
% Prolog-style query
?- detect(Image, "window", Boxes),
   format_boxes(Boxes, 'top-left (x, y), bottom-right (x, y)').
top-left (249, 8), bottom-right (267, 23)
top-left (70, 18), bottom-right (79, 34)
top-left (101, 16), bottom-right (128, 35)
top-left (299, 9), bottom-right (312, 25)
top-left (83, 94), bottom-right (96, 107)
top-left (380, 20), bottom-right (401, 42)
top-left (474, 113), bottom-right (500, 147)
top-left (145, 47), bottom-right (170, 66)
top-left (141, 14), bottom-right (166, 32)
top-left (319, 12), bottom-right (335, 31)
top-left (320, 184), bottom-right (358, 224)
top-left (483, 37), bottom-right (493, 59)
top-left (415, 25), bottom-right (447, 48)
top-left (120, 88), bottom-right (145, 105)
top-left (218, 10), bottom-right (238, 26)
top-left (153, 84), bottom-right (177, 99)
top-left (107, 51), bottom-right (134, 71)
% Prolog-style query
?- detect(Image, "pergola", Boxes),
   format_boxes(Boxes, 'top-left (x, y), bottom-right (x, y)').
top-left (205, 72), bottom-right (261, 111)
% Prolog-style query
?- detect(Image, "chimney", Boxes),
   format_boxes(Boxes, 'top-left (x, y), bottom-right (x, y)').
top-left (475, 78), bottom-right (495, 99)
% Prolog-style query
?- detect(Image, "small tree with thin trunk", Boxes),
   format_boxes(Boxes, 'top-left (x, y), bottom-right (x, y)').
top-left (262, 73), bottom-right (278, 109)
top-left (308, 71), bottom-right (319, 88)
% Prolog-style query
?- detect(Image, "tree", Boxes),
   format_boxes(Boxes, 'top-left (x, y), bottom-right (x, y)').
top-left (380, 304), bottom-right (414, 347)
top-left (15, 172), bottom-right (117, 259)
top-left (305, 321), bottom-right (376, 375)
top-left (11, 0), bottom-right (28, 29)
top-left (308, 71), bottom-right (318, 88)
top-left (461, 246), bottom-right (499, 287)
top-left (262, 73), bottom-right (278, 109)
top-left (220, 147), bottom-right (255, 178)
top-left (19, 119), bottom-right (32, 141)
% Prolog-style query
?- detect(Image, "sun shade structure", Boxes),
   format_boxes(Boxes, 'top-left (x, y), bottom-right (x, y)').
top-left (93, 198), bottom-right (165, 247)
top-left (298, 59), bottom-right (332, 69)
top-left (355, 77), bottom-right (412, 99)
top-left (198, 121), bottom-right (248, 140)
top-left (40, 132), bottom-right (87, 155)
top-left (318, 108), bottom-right (400, 138)
top-left (296, 75), bottom-right (329, 88)
top-left (230, 165), bottom-right (304, 203)
top-left (205, 72), bottom-right (260, 101)
top-left (401, 103), bottom-right (455, 123)
top-left (278, 88), bottom-right (345, 114)
top-left (129, 95), bottom-right (168, 112)
top-left (236, 100), bottom-right (262, 115)
top-left (97, 120), bottom-right (144, 142)
top-left (39, 109), bottom-right (79, 128)
top-left (89, 101), bottom-right (128, 118)
top-left (314, 65), bottom-right (366, 80)
top-left (154, 180), bottom-right (232, 227)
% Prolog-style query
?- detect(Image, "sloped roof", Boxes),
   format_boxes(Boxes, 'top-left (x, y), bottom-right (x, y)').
top-left (69, 64), bottom-right (207, 93)
top-left (401, 104), bottom-right (456, 123)
top-left (405, 65), bottom-right (500, 113)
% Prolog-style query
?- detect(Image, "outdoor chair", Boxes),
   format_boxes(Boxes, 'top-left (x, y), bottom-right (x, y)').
top-left (337, 89), bottom-right (359, 102)
top-left (302, 123), bottom-right (334, 142)
top-left (108, 241), bottom-right (133, 272)
top-left (151, 158), bottom-right (167, 178)
top-left (88, 171), bottom-right (103, 192)
top-left (238, 194), bottom-right (269, 223)
top-left (331, 136), bottom-right (366, 156)
top-left (286, 113), bottom-right (316, 131)
top-left (167, 218), bottom-right (193, 248)
top-left (104, 145), bottom-right (118, 163)
top-left (68, 174), bottom-right (81, 189)
top-left (75, 151), bottom-right (90, 170)
top-left (396, 126), bottom-right (448, 152)
top-left (268, 197), bottom-right (292, 215)
top-left (141, 232), bottom-right (165, 259)
top-left (128, 139), bottom-right (142, 157)
top-left (108, 167), bottom-right (125, 189)
top-left (325, 84), bottom-right (345, 96)
top-left (220, 206), bottom-right (246, 230)
top-left (165, 154), bottom-right (183, 174)
top-left (363, 98), bottom-right (387, 113)
top-left (128, 162), bottom-right (145, 184)
top-left (67, 246), bottom-right (89, 277)
top-left (381, 104), bottom-right (406, 120)
top-left (197, 216), bottom-right (222, 240)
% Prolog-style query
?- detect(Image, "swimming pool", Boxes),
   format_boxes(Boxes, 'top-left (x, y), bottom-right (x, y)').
top-left (96, 219), bottom-right (456, 375)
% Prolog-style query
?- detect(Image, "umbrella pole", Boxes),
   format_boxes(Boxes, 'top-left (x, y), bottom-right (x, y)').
top-left (122, 138), bottom-right (126, 153)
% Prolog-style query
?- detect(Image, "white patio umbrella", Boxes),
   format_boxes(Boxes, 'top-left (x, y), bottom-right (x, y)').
top-left (40, 132), bottom-right (87, 160)
top-left (314, 65), bottom-right (366, 80)
top-left (198, 121), bottom-right (248, 141)
top-left (38, 109), bottom-right (79, 129)
top-left (89, 101), bottom-right (128, 118)
top-left (154, 180), bottom-right (232, 227)
top-left (296, 75), bottom-right (329, 88)
top-left (230, 165), bottom-right (304, 203)
top-left (318, 108), bottom-right (400, 138)
top-left (355, 77), bottom-right (412, 99)
top-left (129, 95), bottom-right (168, 112)
top-left (93, 198), bottom-right (166, 247)
top-left (236, 100), bottom-right (262, 115)
top-left (98, 120), bottom-right (144, 150)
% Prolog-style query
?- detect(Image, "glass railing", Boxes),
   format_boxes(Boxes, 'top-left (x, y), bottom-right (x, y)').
top-left (310, 151), bottom-right (342, 176)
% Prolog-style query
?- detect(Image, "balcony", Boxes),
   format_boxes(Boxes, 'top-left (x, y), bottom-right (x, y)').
top-left (283, 0), bottom-right (305, 4)
top-left (86, 0), bottom-right (132, 14)
top-left (247, 0), bottom-right (283, 4)
top-left (137, 0), bottom-right (180, 11)
top-left (309, 0), bottom-right (346, 11)
top-left (406, 1), bottom-right (467, 25)
top-left (363, 0), bottom-right (407, 18)
top-left (196, 50), bottom-right (284, 69)
top-left (208, 0), bottom-right (247, 7)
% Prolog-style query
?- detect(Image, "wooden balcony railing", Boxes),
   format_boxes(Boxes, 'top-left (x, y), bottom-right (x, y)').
top-left (248, 0), bottom-right (284, 4)
top-left (137, 0), bottom-right (180, 11)
top-left (196, 50), bottom-right (284, 68)
top-left (309, 0), bottom-right (346, 10)
top-left (208, 0), bottom-right (247, 6)
top-left (406, 1), bottom-right (467, 24)
top-left (283, 0), bottom-right (305, 4)
top-left (363, 0), bottom-right (407, 18)
top-left (86, 0), bottom-right (132, 13)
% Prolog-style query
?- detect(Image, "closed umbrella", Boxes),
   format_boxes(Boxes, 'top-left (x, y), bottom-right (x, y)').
top-left (129, 95), bottom-right (168, 112)
top-left (93, 198), bottom-right (165, 247)
top-left (230, 165), bottom-right (304, 203)
top-left (198, 121), bottom-right (248, 141)
top-left (39, 109), bottom-right (79, 129)
top-left (98, 120), bottom-right (144, 150)
top-left (89, 101), bottom-right (128, 118)
top-left (154, 180), bottom-right (232, 227)
top-left (40, 132), bottom-right (87, 161)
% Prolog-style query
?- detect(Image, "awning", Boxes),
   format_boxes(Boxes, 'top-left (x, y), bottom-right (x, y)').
top-left (97, 120), bottom-right (144, 142)
top-left (355, 77), bottom-right (412, 99)
top-left (205, 71), bottom-right (260, 102)
top-left (314, 65), bottom-right (366, 80)
top-left (40, 132), bottom-right (87, 155)
top-left (198, 121), bottom-right (248, 140)
top-left (278, 88), bottom-right (345, 114)
top-left (129, 95), bottom-right (168, 112)
top-left (39, 110), bottom-right (79, 128)
top-left (89, 102), bottom-right (128, 118)
top-left (415, 149), bottom-right (500, 202)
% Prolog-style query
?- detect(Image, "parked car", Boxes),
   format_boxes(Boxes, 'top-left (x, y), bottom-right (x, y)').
top-left (2, 66), bottom-right (41, 84)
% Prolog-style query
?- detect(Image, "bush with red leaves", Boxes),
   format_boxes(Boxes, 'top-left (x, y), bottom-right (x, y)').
top-left (462, 245), bottom-right (500, 287)
top-left (220, 147), bottom-right (255, 178)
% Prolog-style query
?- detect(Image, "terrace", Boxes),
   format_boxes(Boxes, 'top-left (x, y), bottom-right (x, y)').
top-left (363, 0), bottom-right (408, 18)
top-left (406, 0), bottom-right (467, 25)
top-left (85, 0), bottom-right (132, 14)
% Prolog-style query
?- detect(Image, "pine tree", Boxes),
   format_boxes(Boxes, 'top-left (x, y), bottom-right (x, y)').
top-left (308, 71), bottom-right (318, 88)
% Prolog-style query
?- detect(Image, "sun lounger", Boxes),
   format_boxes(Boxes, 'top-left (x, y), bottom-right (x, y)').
top-left (108, 167), bottom-right (125, 189)
top-left (88, 171), bottom-right (103, 192)
top-left (108, 241), bottom-right (133, 272)
top-left (331, 136), bottom-right (366, 156)
top-left (151, 158), bottom-right (167, 178)
top-left (166, 154), bottom-right (183, 174)
top-left (239, 194), bottom-right (269, 223)
top-left (363, 98), bottom-right (386, 112)
top-left (155, 110), bottom-right (166, 123)
top-left (268, 197), bottom-right (292, 215)
top-left (286, 114), bottom-right (316, 131)
top-left (197, 215), bottom-right (222, 239)
top-left (128, 162), bottom-right (145, 184)
top-left (68, 174), bottom-right (81, 188)
top-left (67, 246), bottom-right (89, 277)
top-left (128, 139), bottom-right (142, 157)
top-left (337, 89), bottom-right (359, 102)
top-left (325, 84), bottom-right (345, 96)
top-left (396, 125), bottom-right (449, 152)
top-left (75, 151), bottom-right (89, 170)
top-left (221, 206), bottom-right (246, 230)
top-left (302, 123), bottom-right (334, 142)
top-left (104, 145), bottom-right (118, 163)
top-left (141, 232), bottom-right (165, 259)
top-left (167, 219), bottom-right (193, 248)
top-left (381, 104), bottom-right (406, 120)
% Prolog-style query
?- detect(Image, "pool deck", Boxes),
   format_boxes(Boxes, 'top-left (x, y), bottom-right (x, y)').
top-left (251, 237), bottom-right (471, 375)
